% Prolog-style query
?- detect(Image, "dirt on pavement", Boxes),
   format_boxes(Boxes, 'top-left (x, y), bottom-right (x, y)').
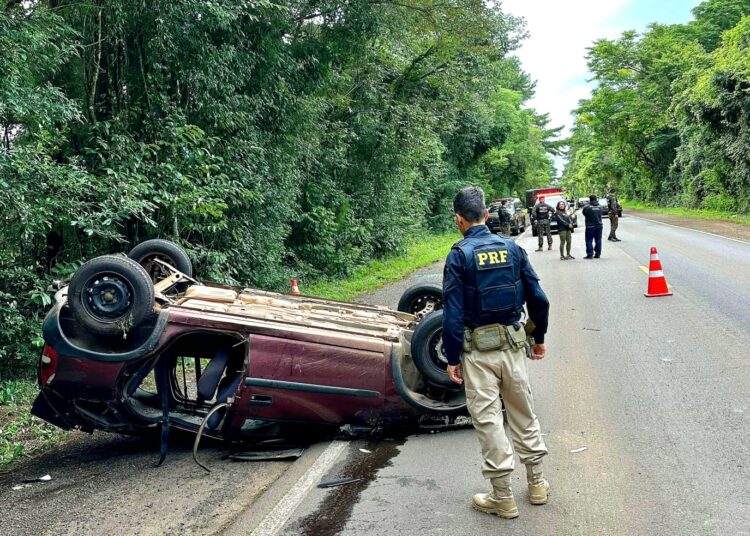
top-left (0, 430), bottom-right (292, 536)
top-left (628, 209), bottom-right (750, 243)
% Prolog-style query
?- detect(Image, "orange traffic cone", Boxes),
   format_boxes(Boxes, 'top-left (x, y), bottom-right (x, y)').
top-left (645, 247), bottom-right (672, 297)
top-left (290, 279), bottom-right (301, 296)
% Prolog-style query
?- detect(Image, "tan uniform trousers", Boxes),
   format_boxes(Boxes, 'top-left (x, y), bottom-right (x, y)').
top-left (462, 345), bottom-right (548, 480)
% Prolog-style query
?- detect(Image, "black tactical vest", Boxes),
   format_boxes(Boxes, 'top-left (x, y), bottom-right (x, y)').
top-left (535, 204), bottom-right (551, 220)
top-left (453, 233), bottom-right (525, 329)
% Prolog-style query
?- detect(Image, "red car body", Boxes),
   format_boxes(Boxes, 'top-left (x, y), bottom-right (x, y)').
top-left (32, 284), bottom-right (465, 444)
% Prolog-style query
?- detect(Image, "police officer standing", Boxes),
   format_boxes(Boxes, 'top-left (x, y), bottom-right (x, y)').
top-left (498, 200), bottom-right (512, 236)
top-left (443, 187), bottom-right (551, 520)
top-left (582, 194), bottom-right (604, 258)
top-left (606, 190), bottom-right (621, 242)
top-left (531, 199), bottom-right (554, 252)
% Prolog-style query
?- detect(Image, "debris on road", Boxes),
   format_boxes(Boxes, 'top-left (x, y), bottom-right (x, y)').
top-left (21, 474), bottom-right (52, 483)
top-left (12, 485), bottom-right (24, 491)
top-left (570, 447), bottom-right (588, 454)
top-left (318, 477), bottom-right (362, 489)
top-left (583, 328), bottom-right (601, 332)
top-left (229, 448), bottom-right (305, 462)
top-left (359, 448), bottom-right (372, 454)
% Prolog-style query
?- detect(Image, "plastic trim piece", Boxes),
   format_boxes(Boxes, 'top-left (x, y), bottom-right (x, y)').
top-left (42, 302), bottom-right (170, 362)
top-left (244, 377), bottom-right (380, 398)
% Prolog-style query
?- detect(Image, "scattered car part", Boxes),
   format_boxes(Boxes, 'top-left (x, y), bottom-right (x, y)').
top-left (228, 448), bottom-right (305, 461)
top-left (21, 474), bottom-right (52, 483)
top-left (192, 402), bottom-right (229, 472)
top-left (317, 477), bottom-right (362, 489)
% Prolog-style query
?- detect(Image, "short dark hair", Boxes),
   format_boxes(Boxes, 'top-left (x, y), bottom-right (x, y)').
top-left (453, 187), bottom-right (486, 223)
top-left (589, 194), bottom-right (598, 203)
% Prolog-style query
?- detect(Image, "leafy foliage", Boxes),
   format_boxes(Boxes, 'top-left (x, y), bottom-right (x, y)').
top-left (562, 0), bottom-right (750, 215)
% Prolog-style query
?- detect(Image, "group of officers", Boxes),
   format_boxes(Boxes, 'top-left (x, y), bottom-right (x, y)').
top-left (526, 191), bottom-right (621, 259)
top-left (441, 186), bottom-right (620, 521)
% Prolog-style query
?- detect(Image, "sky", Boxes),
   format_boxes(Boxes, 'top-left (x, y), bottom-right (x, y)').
top-left (500, 0), bottom-right (702, 169)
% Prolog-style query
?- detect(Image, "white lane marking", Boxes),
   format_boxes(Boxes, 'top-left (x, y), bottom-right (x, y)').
top-left (250, 441), bottom-right (348, 536)
top-left (629, 214), bottom-right (750, 246)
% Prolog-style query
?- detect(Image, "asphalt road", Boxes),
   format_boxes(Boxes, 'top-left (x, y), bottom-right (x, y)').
top-left (272, 216), bottom-right (750, 536)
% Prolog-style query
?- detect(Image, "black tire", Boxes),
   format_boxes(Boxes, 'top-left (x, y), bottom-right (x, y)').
top-left (410, 311), bottom-right (452, 387)
top-left (128, 239), bottom-right (193, 282)
top-left (397, 283), bottom-right (443, 317)
top-left (68, 255), bottom-right (155, 337)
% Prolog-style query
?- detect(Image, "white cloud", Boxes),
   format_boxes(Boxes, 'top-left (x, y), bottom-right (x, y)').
top-left (501, 0), bottom-right (629, 140)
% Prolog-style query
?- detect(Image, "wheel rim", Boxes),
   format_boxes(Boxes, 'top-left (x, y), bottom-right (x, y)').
top-left (408, 294), bottom-right (443, 319)
top-left (138, 253), bottom-right (175, 282)
top-left (427, 328), bottom-right (448, 369)
top-left (81, 272), bottom-right (134, 323)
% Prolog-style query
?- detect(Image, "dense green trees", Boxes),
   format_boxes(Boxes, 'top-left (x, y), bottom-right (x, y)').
top-left (563, 0), bottom-right (750, 214)
top-left (0, 0), bottom-right (556, 376)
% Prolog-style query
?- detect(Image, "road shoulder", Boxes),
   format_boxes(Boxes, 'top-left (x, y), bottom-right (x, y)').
top-left (628, 209), bottom-right (750, 243)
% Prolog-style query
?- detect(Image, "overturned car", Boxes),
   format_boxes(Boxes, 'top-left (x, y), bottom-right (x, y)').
top-left (32, 240), bottom-right (463, 456)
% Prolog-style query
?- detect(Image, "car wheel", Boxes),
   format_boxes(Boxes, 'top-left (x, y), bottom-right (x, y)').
top-left (68, 255), bottom-right (155, 337)
top-left (397, 283), bottom-right (443, 319)
top-left (410, 311), bottom-right (453, 387)
top-left (128, 239), bottom-right (193, 283)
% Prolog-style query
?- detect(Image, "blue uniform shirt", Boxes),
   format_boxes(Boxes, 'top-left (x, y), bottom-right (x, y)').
top-left (442, 225), bottom-right (550, 365)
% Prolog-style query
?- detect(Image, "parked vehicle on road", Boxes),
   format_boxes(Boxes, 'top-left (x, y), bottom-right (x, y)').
top-left (526, 187), bottom-right (563, 210)
top-left (486, 199), bottom-right (526, 235)
top-left (32, 241), bottom-right (463, 456)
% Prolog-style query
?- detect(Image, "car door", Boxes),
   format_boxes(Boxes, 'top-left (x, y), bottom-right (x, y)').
top-left (234, 329), bottom-right (387, 427)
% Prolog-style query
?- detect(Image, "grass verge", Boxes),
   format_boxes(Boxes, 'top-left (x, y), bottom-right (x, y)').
top-left (1, 379), bottom-right (68, 466)
top-left (305, 231), bottom-right (459, 301)
top-left (623, 201), bottom-right (750, 226)
top-left (0, 231), bottom-right (459, 466)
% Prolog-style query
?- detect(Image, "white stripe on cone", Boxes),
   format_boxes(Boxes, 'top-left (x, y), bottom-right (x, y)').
top-left (649, 270), bottom-right (664, 278)
top-left (650, 254), bottom-right (660, 261)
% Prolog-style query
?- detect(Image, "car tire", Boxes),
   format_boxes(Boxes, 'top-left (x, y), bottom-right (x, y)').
top-left (68, 255), bottom-right (155, 337)
top-left (410, 310), bottom-right (453, 387)
top-left (397, 283), bottom-right (443, 318)
top-left (128, 239), bottom-right (193, 282)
